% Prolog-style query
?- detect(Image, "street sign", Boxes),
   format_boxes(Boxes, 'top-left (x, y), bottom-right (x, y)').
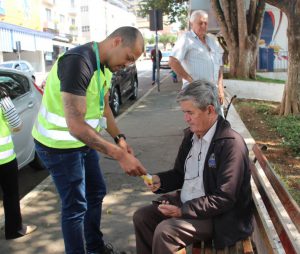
top-left (149, 9), bottom-right (163, 31)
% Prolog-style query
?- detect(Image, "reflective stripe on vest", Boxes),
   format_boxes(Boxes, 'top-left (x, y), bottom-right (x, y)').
top-left (35, 118), bottom-right (100, 141)
top-left (0, 135), bottom-right (12, 146)
top-left (0, 149), bottom-right (14, 160)
top-left (39, 104), bottom-right (100, 129)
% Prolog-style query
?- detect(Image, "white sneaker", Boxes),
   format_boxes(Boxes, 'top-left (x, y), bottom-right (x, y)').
top-left (18, 224), bottom-right (37, 236)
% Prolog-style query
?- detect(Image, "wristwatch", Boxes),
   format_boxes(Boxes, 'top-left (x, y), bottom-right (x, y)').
top-left (114, 134), bottom-right (126, 144)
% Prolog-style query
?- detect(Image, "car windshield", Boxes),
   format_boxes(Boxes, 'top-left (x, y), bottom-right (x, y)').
top-left (0, 63), bottom-right (14, 68)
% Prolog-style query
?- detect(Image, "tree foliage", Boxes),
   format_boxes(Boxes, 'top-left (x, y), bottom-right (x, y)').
top-left (159, 34), bottom-right (177, 49)
top-left (144, 36), bottom-right (155, 45)
top-left (138, 0), bottom-right (189, 30)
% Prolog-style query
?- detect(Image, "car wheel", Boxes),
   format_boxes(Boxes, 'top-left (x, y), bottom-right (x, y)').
top-left (111, 88), bottom-right (120, 116)
top-left (130, 78), bottom-right (138, 100)
top-left (29, 152), bottom-right (46, 170)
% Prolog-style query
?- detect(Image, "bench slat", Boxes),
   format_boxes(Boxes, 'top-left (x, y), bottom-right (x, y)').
top-left (251, 194), bottom-right (278, 254)
top-left (204, 241), bottom-right (213, 254)
top-left (251, 159), bottom-right (299, 254)
top-left (252, 144), bottom-right (300, 232)
top-left (242, 238), bottom-right (254, 254)
top-left (190, 239), bottom-right (253, 254)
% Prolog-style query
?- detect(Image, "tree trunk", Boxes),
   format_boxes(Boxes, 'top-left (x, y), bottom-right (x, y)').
top-left (280, 11), bottom-right (300, 115)
top-left (211, 0), bottom-right (265, 79)
top-left (228, 42), bottom-right (257, 79)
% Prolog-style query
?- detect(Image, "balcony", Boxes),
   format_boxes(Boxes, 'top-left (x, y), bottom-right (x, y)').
top-left (43, 0), bottom-right (54, 6)
top-left (43, 27), bottom-right (59, 36)
top-left (43, 21), bottom-right (56, 30)
top-left (68, 6), bottom-right (77, 16)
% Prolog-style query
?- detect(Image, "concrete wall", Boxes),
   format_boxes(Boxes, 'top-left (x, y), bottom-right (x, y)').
top-left (3, 51), bottom-right (44, 72)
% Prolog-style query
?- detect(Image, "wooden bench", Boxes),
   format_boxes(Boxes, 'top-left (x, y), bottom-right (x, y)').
top-left (177, 144), bottom-right (300, 254)
top-left (250, 144), bottom-right (300, 254)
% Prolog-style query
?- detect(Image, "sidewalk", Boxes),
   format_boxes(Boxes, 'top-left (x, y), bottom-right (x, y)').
top-left (0, 76), bottom-right (282, 253)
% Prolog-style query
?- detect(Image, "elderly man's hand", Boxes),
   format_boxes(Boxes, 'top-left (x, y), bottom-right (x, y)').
top-left (158, 204), bottom-right (182, 218)
top-left (144, 174), bottom-right (161, 192)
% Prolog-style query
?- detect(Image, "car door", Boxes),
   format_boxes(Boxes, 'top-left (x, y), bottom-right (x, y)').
top-left (118, 66), bottom-right (132, 99)
top-left (0, 71), bottom-right (41, 169)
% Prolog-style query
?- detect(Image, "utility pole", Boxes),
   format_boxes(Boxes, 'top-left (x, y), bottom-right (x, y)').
top-left (154, 10), bottom-right (160, 91)
top-left (149, 9), bottom-right (163, 92)
top-left (16, 41), bottom-right (21, 61)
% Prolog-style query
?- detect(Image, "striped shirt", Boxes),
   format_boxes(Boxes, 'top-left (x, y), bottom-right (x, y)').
top-left (0, 96), bottom-right (22, 129)
top-left (171, 31), bottom-right (224, 89)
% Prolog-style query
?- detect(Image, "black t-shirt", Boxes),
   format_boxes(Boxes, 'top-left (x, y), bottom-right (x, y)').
top-left (58, 42), bottom-right (104, 96)
top-left (35, 42), bottom-right (105, 153)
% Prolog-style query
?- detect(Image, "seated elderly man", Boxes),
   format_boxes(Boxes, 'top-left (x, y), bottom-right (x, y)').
top-left (133, 80), bottom-right (254, 254)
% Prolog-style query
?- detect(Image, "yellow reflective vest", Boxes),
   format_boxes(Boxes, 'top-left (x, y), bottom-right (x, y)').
top-left (0, 108), bottom-right (15, 165)
top-left (32, 55), bottom-right (112, 149)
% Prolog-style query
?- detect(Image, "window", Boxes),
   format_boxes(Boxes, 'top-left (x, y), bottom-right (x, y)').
top-left (46, 8), bottom-right (51, 21)
top-left (81, 6), bottom-right (88, 12)
top-left (14, 64), bottom-right (21, 70)
top-left (71, 18), bottom-right (75, 26)
top-left (82, 26), bottom-right (90, 32)
top-left (0, 73), bottom-right (30, 100)
top-left (60, 14), bottom-right (65, 24)
top-left (20, 63), bottom-right (29, 71)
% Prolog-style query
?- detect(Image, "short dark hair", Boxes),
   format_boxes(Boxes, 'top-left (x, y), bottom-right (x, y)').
top-left (108, 26), bottom-right (144, 51)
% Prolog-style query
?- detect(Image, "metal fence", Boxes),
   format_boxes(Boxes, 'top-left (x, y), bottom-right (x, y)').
top-left (274, 50), bottom-right (288, 71)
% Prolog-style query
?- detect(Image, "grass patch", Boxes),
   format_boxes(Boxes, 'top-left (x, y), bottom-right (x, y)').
top-left (236, 100), bottom-right (300, 155)
top-left (254, 101), bottom-right (300, 155)
top-left (256, 75), bottom-right (285, 84)
top-left (234, 99), bottom-right (300, 205)
top-left (223, 73), bottom-right (285, 84)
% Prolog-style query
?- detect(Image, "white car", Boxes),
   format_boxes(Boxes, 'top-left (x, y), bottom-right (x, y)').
top-left (0, 68), bottom-right (44, 169)
top-left (0, 60), bottom-right (35, 81)
top-left (160, 51), bottom-right (172, 69)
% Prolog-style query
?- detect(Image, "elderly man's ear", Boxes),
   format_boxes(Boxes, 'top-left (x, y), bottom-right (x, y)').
top-left (207, 105), bottom-right (214, 115)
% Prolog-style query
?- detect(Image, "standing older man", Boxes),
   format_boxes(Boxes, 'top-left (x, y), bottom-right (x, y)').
top-left (33, 26), bottom-right (146, 254)
top-left (133, 80), bottom-right (254, 254)
top-left (169, 10), bottom-right (225, 105)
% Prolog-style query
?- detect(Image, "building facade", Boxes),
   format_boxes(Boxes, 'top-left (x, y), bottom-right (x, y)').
top-left (0, 0), bottom-right (81, 72)
top-left (79, 0), bottom-right (136, 43)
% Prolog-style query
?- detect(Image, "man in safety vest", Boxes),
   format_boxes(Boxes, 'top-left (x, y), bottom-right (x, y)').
top-left (32, 26), bottom-right (146, 254)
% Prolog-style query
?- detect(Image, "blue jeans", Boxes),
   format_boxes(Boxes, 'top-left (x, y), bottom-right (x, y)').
top-left (35, 143), bottom-right (106, 254)
top-left (152, 62), bottom-right (159, 82)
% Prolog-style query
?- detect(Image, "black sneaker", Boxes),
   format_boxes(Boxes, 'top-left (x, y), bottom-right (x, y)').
top-left (103, 243), bottom-right (115, 254)
top-left (87, 243), bottom-right (126, 254)
top-left (103, 243), bottom-right (126, 254)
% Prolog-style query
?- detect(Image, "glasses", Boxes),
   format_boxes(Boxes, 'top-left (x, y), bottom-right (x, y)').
top-left (184, 139), bottom-right (203, 180)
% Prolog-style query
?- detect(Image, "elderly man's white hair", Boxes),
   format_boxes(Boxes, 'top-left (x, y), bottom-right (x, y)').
top-left (190, 10), bottom-right (208, 23)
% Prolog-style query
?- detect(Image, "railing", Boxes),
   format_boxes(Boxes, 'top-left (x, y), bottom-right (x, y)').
top-left (274, 50), bottom-right (288, 71)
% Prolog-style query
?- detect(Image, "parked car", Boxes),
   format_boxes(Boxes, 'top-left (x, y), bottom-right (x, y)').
top-left (160, 51), bottom-right (172, 69)
top-left (109, 64), bottom-right (138, 116)
top-left (145, 45), bottom-right (155, 59)
top-left (0, 60), bottom-right (35, 81)
top-left (0, 68), bottom-right (44, 169)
